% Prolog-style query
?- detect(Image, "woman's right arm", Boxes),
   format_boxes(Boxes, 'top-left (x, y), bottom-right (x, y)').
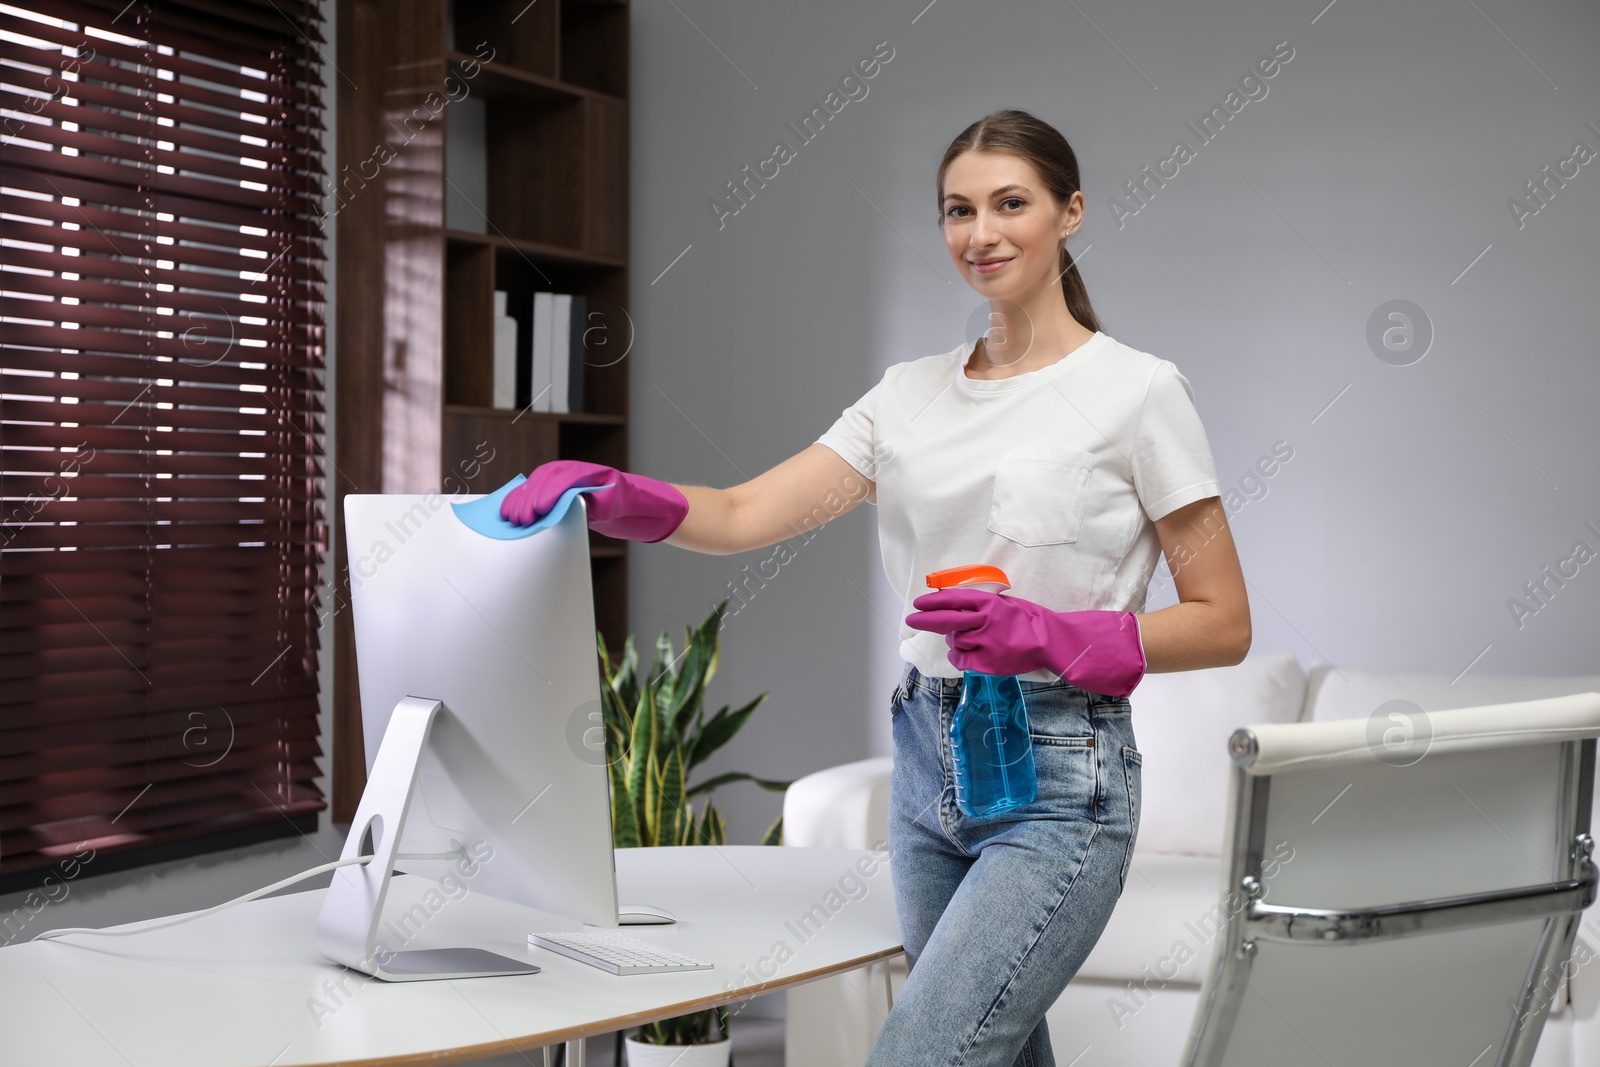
top-left (662, 443), bottom-right (873, 556)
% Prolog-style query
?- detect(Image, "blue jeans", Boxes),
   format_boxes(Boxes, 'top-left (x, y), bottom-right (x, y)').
top-left (867, 664), bottom-right (1142, 1067)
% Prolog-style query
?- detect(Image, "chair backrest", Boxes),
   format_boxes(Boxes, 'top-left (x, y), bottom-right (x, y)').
top-left (1301, 663), bottom-right (1600, 725)
top-left (1182, 692), bottom-right (1600, 1067)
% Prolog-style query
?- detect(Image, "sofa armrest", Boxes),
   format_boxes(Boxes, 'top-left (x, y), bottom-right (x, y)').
top-left (782, 757), bottom-right (892, 850)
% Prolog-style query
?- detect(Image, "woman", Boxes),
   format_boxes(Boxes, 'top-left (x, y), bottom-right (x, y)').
top-left (502, 108), bottom-right (1250, 1067)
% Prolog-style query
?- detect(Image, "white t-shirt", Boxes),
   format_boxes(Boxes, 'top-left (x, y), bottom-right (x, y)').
top-left (815, 330), bottom-right (1221, 680)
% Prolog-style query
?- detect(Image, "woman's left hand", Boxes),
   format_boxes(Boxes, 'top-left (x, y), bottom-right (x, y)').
top-left (905, 588), bottom-right (1146, 697)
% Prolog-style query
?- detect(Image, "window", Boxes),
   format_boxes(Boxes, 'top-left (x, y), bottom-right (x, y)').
top-left (0, 0), bottom-right (327, 896)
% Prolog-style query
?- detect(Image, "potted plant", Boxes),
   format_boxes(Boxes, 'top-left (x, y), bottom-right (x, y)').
top-left (595, 598), bottom-right (792, 1067)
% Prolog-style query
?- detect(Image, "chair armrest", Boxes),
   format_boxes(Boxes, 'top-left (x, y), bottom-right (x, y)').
top-left (782, 756), bottom-right (893, 850)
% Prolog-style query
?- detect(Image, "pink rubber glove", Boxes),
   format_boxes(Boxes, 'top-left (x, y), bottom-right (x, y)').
top-left (500, 460), bottom-right (688, 543)
top-left (905, 588), bottom-right (1146, 698)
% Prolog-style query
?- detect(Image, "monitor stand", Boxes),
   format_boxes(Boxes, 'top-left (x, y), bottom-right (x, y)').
top-left (314, 696), bottom-right (539, 981)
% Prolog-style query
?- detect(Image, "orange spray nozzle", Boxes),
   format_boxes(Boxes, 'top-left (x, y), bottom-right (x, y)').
top-left (925, 564), bottom-right (1011, 591)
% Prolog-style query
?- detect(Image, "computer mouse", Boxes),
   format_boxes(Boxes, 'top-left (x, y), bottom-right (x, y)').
top-left (617, 903), bottom-right (678, 925)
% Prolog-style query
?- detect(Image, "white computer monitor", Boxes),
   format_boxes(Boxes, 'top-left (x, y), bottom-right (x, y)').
top-left (323, 480), bottom-right (659, 980)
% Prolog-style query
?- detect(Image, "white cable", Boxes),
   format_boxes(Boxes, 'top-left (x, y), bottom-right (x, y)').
top-left (30, 849), bottom-right (464, 943)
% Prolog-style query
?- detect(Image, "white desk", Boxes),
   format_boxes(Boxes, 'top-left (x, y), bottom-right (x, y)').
top-left (0, 845), bottom-right (902, 1067)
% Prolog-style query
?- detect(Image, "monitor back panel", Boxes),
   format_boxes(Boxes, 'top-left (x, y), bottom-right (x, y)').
top-left (343, 491), bottom-right (619, 928)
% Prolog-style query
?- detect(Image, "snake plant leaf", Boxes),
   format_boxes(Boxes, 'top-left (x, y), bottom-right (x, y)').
top-left (598, 672), bottom-right (632, 742)
top-left (687, 703), bottom-right (729, 766)
top-left (640, 747), bottom-right (656, 846)
top-left (660, 762), bottom-right (678, 845)
top-left (598, 631), bottom-right (640, 754)
top-left (686, 769), bottom-right (794, 798)
top-left (667, 602), bottom-right (726, 734)
top-left (661, 636), bottom-right (705, 737)
top-left (598, 631), bottom-right (639, 718)
top-left (685, 799), bottom-right (700, 846)
top-left (694, 601), bottom-right (729, 666)
top-left (651, 629), bottom-right (677, 686)
top-left (668, 804), bottom-right (682, 847)
top-left (628, 688), bottom-right (656, 835)
top-left (616, 634), bottom-right (640, 711)
top-left (687, 800), bottom-right (703, 847)
top-left (760, 813), bottom-right (783, 847)
top-left (600, 702), bottom-right (629, 761)
top-left (678, 795), bottom-right (698, 847)
top-left (687, 694), bottom-right (767, 771)
top-left (609, 750), bottom-right (640, 849)
top-left (700, 612), bottom-right (723, 688)
top-left (660, 744), bottom-right (684, 834)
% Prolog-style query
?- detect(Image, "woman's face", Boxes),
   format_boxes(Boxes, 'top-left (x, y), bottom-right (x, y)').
top-left (940, 150), bottom-right (1080, 300)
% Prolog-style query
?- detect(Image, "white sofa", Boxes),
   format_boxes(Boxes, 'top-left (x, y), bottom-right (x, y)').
top-left (783, 653), bottom-right (1600, 1066)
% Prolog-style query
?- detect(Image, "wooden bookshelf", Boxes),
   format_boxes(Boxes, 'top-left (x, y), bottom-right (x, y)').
top-left (333, 0), bottom-right (632, 821)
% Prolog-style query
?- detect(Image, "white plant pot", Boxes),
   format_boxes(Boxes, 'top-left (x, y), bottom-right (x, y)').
top-left (623, 1033), bottom-right (731, 1067)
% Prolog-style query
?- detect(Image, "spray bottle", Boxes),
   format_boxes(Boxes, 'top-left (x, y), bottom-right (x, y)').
top-left (925, 565), bottom-right (1037, 817)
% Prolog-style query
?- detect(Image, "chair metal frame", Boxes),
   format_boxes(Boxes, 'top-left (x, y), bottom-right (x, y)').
top-left (1182, 731), bottom-right (1597, 1067)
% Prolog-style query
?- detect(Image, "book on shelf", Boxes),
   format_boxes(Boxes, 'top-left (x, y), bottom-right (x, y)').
top-left (531, 290), bottom-right (554, 413)
top-left (550, 293), bottom-right (570, 414)
top-left (492, 289), bottom-right (517, 409)
top-left (567, 293), bottom-right (586, 415)
top-left (526, 291), bottom-right (589, 414)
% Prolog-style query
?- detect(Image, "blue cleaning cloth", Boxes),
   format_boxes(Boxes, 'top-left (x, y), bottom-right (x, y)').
top-left (449, 475), bottom-right (613, 540)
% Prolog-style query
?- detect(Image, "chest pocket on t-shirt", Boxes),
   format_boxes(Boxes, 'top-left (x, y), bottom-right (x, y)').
top-left (987, 446), bottom-right (1096, 547)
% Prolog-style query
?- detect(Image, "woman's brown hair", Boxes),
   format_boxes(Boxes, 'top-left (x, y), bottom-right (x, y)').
top-left (936, 108), bottom-right (1102, 334)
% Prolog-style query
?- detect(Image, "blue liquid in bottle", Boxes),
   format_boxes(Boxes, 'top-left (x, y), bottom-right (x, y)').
top-left (949, 671), bottom-right (1037, 817)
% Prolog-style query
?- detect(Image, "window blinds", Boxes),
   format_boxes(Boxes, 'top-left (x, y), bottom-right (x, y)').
top-left (0, 0), bottom-right (328, 889)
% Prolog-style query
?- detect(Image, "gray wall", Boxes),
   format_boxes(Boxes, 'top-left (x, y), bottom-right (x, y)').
top-left (628, 0), bottom-right (1600, 848)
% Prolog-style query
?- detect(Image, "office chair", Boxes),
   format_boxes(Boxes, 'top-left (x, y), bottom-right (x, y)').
top-left (1182, 691), bottom-right (1600, 1066)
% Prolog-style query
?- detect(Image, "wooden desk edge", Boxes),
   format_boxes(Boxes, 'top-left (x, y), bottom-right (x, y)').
top-left (293, 943), bottom-right (907, 1067)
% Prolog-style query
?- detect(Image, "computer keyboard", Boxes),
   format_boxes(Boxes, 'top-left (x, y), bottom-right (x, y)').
top-left (527, 929), bottom-right (714, 975)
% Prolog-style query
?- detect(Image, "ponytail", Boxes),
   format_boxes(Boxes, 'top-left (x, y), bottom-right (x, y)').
top-left (1058, 240), bottom-right (1101, 334)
